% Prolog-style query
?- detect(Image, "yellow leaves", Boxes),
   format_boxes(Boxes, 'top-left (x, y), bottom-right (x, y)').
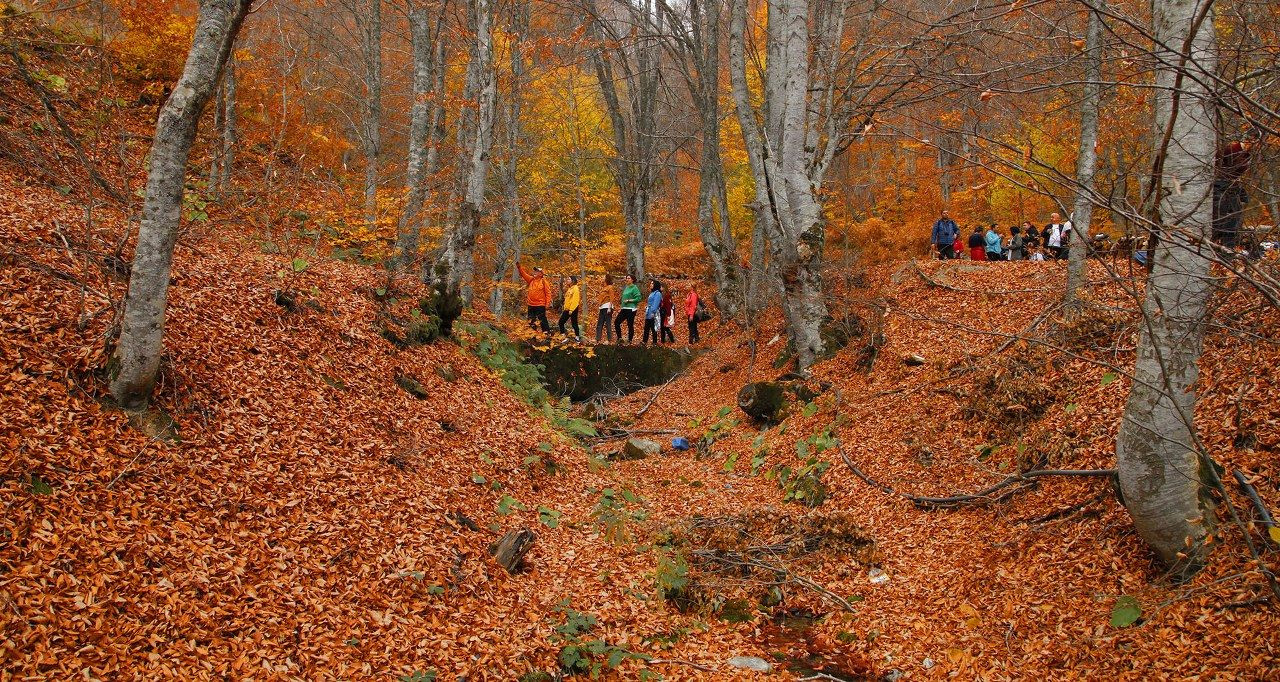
top-left (959, 602), bottom-right (982, 629)
top-left (1269, 527), bottom-right (1280, 544)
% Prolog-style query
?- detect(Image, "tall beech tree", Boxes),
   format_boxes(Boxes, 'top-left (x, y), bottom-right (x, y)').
top-left (1116, 0), bottom-right (1219, 580)
top-left (437, 0), bottom-right (497, 299)
top-left (1065, 0), bottom-right (1105, 312)
top-left (394, 0), bottom-right (448, 271)
top-left (110, 0), bottom-right (253, 410)
top-left (729, 0), bottom-right (830, 371)
top-left (659, 0), bottom-right (744, 319)
top-left (585, 0), bottom-right (662, 284)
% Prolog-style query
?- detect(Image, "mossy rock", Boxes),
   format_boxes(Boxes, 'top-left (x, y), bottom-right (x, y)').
top-left (523, 344), bottom-right (698, 402)
top-left (395, 372), bottom-right (429, 399)
top-left (738, 381), bottom-right (788, 423)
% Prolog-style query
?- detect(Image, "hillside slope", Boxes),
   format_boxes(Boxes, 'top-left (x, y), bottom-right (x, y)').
top-left (3, 24), bottom-right (1280, 680)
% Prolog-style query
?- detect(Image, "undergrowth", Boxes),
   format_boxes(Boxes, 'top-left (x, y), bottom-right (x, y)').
top-left (457, 322), bottom-right (596, 439)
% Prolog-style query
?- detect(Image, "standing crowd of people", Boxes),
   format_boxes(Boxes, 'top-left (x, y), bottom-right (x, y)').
top-left (931, 210), bottom-right (1075, 262)
top-left (516, 263), bottom-right (709, 345)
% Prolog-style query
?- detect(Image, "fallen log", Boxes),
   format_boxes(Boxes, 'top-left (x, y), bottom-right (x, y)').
top-left (839, 446), bottom-right (1116, 509)
top-left (490, 528), bottom-right (536, 573)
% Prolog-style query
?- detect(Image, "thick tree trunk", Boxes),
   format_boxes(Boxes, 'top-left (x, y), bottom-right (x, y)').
top-left (1116, 0), bottom-right (1217, 581)
top-left (394, 2), bottom-right (443, 270)
top-left (690, 0), bottom-right (742, 319)
top-left (439, 0), bottom-right (496, 301)
top-left (360, 0), bottom-right (382, 231)
top-left (110, 0), bottom-right (251, 410)
top-left (1066, 1), bottom-right (1104, 312)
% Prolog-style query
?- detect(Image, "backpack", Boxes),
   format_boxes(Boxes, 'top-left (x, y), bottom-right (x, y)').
top-left (694, 299), bottom-right (712, 323)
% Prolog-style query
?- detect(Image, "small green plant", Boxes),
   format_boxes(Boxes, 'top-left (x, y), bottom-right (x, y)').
top-left (591, 488), bottom-right (647, 545)
top-left (399, 670), bottom-right (437, 682)
top-left (652, 548), bottom-right (690, 602)
top-left (538, 505), bottom-right (562, 528)
top-left (497, 495), bottom-right (525, 516)
top-left (771, 423), bottom-right (839, 507)
top-left (550, 602), bottom-right (651, 677)
top-left (689, 406), bottom-right (738, 454)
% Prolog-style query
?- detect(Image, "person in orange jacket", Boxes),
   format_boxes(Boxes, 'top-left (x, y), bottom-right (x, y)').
top-left (517, 261), bottom-right (552, 333)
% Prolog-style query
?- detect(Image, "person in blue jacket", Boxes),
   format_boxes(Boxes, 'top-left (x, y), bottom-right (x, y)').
top-left (985, 224), bottom-right (1004, 261)
top-left (931, 211), bottom-right (959, 259)
top-left (642, 280), bottom-right (663, 344)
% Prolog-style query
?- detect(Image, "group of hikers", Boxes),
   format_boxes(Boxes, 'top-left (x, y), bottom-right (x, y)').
top-left (516, 262), bottom-right (709, 345)
top-left (929, 210), bottom-right (1076, 261)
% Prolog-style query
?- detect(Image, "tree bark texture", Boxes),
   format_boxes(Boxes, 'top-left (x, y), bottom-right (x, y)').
top-left (1066, 1), bottom-right (1104, 311)
top-left (218, 56), bottom-right (236, 194)
top-left (1116, 0), bottom-right (1218, 580)
top-left (439, 0), bottom-right (496, 301)
top-left (360, 0), bottom-right (383, 231)
top-left (729, 0), bottom-right (828, 371)
top-left (395, 1), bottom-right (445, 270)
top-left (110, 0), bottom-right (251, 409)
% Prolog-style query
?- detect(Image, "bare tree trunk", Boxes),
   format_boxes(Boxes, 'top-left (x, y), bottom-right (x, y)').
top-left (110, 0), bottom-right (251, 410)
top-left (586, 0), bottom-right (657, 283)
top-left (1116, 0), bottom-right (1218, 581)
top-left (394, 0), bottom-right (444, 270)
top-left (209, 81), bottom-right (223, 192)
top-left (730, 0), bottom-right (828, 370)
top-left (439, 0), bottom-right (496, 301)
top-left (490, 0), bottom-right (527, 317)
top-left (690, 0), bottom-right (743, 318)
top-left (360, 0), bottom-right (382, 230)
top-left (1066, 1), bottom-right (1104, 312)
top-left (218, 56), bottom-right (236, 194)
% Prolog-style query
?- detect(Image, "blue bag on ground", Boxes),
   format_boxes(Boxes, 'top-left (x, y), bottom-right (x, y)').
top-left (671, 437), bottom-right (690, 451)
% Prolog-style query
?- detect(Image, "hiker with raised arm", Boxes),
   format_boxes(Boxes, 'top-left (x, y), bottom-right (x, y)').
top-left (517, 262), bottom-right (552, 333)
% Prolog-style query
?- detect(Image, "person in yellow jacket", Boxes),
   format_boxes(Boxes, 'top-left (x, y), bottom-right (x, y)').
top-left (517, 261), bottom-right (552, 333)
top-left (557, 275), bottom-right (582, 341)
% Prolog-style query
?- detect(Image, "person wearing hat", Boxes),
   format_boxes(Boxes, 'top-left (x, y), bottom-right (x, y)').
top-left (517, 261), bottom-right (552, 333)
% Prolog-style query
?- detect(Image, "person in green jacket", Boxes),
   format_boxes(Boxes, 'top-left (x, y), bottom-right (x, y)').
top-left (614, 274), bottom-right (641, 344)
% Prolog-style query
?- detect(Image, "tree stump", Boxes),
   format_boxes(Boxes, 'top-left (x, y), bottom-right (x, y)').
top-left (737, 381), bottom-right (787, 423)
top-left (490, 528), bottom-right (536, 574)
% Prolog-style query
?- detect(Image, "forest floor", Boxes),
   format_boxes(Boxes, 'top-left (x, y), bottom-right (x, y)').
top-left (3, 27), bottom-right (1280, 681)
top-left (4, 171), bottom-right (1280, 679)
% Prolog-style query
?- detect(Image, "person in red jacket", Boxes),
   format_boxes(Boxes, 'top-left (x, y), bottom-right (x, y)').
top-left (967, 227), bottom-right (987, 261)
top-left (517, 262), bottom-right (552, 333)
top-left (685, 286), bottom-right (702, 344)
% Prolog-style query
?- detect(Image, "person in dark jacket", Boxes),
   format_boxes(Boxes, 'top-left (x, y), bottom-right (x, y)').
top-left (931, 211), bottom-right (959, 259)
top-left (1021, 221), bottom-right (1040, 251)
top-left (659, 289), bottom-right (675, 343)
top-left (967, 227), bottom-right (987, 261)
